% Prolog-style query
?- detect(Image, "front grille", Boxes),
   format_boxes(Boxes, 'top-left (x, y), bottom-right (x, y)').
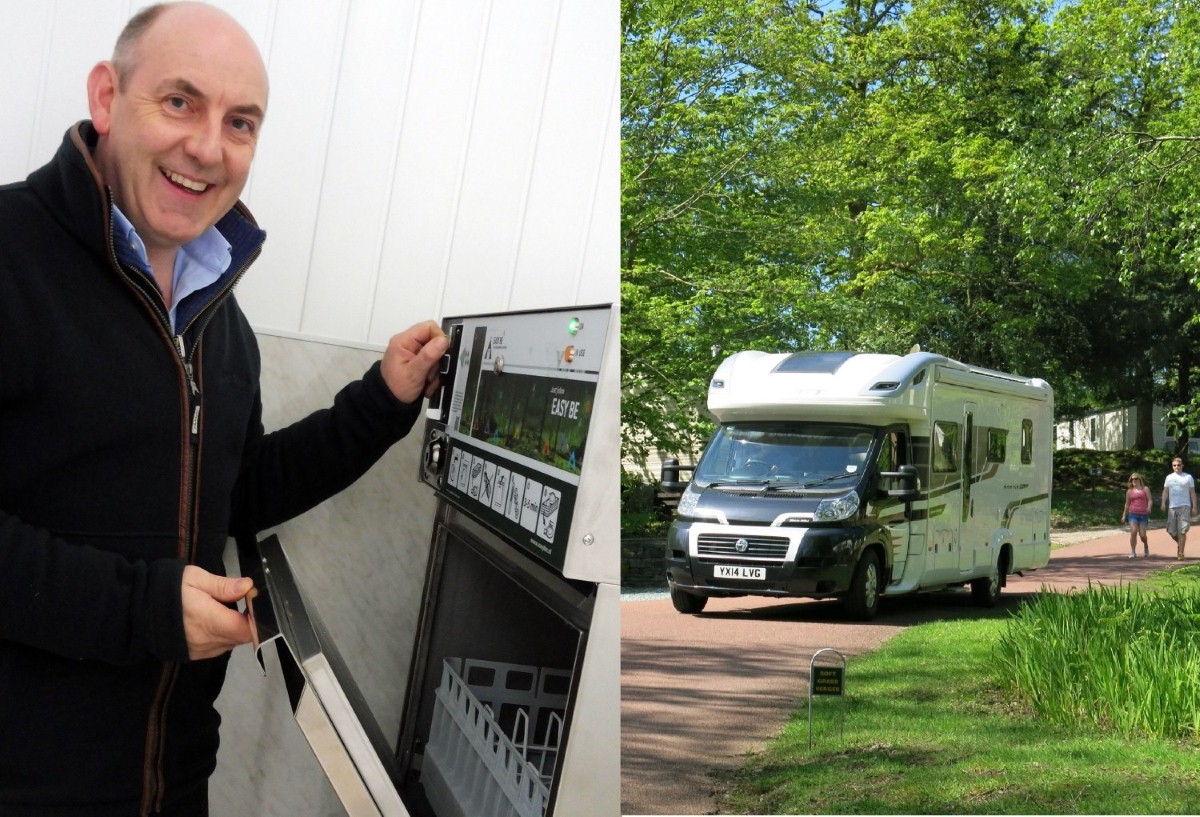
top-left (696, 533), bottom-right (791, 565)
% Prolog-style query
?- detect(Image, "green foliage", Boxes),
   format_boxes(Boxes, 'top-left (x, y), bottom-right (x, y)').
top-left (622, 0), bottom-right (1200, 461)
top-left (1052, 447), bottom-right (1173, 491)
top-left (620, 469), bottom-right (672, 538)
top-left (994, 581), bottom-right (1200, 740)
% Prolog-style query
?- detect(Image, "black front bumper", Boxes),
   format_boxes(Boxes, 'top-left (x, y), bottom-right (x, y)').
top-left (664, 522), bottom-right (863, 599)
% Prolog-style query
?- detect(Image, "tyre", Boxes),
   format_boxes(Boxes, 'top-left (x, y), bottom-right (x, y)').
top-left (843, 550), bottom-right (881, 621)
top-left (970, 561), bottom-right (1002, 607)
top-left (670, 586), bottom-right (709, 614)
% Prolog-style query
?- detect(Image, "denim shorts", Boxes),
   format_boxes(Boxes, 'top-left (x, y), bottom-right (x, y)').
top-left (1128, 513), bottom-right (1149, 526)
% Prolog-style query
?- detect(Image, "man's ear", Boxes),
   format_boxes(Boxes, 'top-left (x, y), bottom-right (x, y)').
top-left (87, 61), bottom-right (118, 135)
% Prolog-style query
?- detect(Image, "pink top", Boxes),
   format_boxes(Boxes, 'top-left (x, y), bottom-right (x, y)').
top-left (1127, 486), bottom-right (1150, 515)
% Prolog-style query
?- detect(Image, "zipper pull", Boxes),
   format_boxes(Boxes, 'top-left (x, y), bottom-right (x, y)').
top-left (175, 335), bottom-right (199, 397)
top-left (176, 335), bottom-right (202, 440)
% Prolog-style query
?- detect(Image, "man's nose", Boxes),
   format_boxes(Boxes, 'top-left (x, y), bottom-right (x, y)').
top-left (185, 117), bottom-right (223, 166)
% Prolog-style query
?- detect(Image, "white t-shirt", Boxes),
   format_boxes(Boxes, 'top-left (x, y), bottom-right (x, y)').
top-left (1164, 471), bottom-right (1195, 509)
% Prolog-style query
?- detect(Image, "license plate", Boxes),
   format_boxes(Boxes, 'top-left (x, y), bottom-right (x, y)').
top-left (714, 564), bottom-right (765, 580)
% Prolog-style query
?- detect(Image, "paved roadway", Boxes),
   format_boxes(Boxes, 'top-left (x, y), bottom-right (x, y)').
top-left (620, 526), bottom-right (1188, 816)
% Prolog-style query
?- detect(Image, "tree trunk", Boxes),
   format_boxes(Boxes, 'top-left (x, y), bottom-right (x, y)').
top-left (1134, 394), bottom-right (1156, 450)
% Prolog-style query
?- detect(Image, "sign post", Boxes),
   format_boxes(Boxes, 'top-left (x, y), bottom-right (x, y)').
top-left (808, 648), bottom-right (847, 749)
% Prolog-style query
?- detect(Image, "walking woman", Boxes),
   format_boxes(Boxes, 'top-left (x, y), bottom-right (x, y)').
top-left (1122, 472), bottom-right (1152, 558)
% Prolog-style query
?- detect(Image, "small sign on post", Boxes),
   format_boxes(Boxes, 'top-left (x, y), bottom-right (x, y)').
top-left (808, 648), bottom-right (847, 749)
top-left (812, 665), bottom-right (844, 696)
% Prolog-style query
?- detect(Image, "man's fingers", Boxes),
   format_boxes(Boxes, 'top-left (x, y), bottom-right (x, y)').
top-left (184, 565), bottom-right (253, 603)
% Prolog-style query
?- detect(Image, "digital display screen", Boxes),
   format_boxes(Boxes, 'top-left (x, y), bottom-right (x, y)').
top-left (458, 371), bottom-right (595, 476)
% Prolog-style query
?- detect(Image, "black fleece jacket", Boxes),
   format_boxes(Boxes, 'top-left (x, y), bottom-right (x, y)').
top-left (0, 123), bottom-right (422, 815)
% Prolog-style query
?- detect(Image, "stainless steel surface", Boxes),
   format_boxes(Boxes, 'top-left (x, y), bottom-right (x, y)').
top-left (254, 535), bottom-right (411, 817)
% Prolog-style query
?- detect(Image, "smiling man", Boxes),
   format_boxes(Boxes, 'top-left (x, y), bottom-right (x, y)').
top-left (0, 3), bottom-right (446, 816)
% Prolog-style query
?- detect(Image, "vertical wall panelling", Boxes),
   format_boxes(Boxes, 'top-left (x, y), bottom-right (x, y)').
top-left (206, 0), bottom-right (277, 208)
top-left (576, 69), bottom-right (621, 307)
top-left (437, 0), bottom-right (559, 318)
top-left (232, 0), bottom-right (351, 333)
top-left (1, 3), bottom-right (54, 183)
top-left (511, 0), bottom-right (619, 308)
top-left (367, 0), bottom-right (492, 344)
top-left (27, 3), bottom-right (127, 176)
top-left (295, 0), bottom-right (425, 341)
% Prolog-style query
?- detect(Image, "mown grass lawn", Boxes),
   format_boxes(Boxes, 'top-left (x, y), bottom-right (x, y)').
top-left (722, 579), bottom-right (1200, 814)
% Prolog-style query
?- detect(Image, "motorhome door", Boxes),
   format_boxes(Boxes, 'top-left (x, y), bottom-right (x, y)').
top-left (873, 427), bottom-right (913, 584)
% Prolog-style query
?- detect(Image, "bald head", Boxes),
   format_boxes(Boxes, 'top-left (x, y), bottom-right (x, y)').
top-left (112, 2), bottom-right (268, 102)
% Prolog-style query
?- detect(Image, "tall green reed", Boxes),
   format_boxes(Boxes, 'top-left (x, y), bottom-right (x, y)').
top-left (994, 582), bottom-right (1200, 740)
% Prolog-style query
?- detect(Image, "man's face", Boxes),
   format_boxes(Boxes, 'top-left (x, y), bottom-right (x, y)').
top-left (90, 6), bottom-right (267, 254)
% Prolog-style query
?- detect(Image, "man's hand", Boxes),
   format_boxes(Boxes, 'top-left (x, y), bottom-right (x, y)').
top-left (381, 320), bottom-right (449, 403)
top-left (182, 565), bottom-right (254, 661)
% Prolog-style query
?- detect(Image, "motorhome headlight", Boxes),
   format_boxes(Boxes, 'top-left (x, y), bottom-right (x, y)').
top-left (676, 483), bottom-right (701, 519)
top-left (813, 490), bottom-right (860, 522)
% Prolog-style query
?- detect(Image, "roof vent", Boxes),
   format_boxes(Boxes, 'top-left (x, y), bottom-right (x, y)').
top-left (870, 381), bottom-right (900, 391)
top-left (774, 351), bottom-right (856, 374)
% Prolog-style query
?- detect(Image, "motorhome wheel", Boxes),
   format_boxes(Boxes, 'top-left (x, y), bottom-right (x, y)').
top-left (843, 550), bottom-right (881, 621)
top-left (970, 562), bottom-right (1002, 607)
top-left (670, 586), bottom-right (709, 614)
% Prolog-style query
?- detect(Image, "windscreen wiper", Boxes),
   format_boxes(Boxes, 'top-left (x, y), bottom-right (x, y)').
top-left (705, 479), bottom-right (769, 489)
top-left (798, 472), bottom-right (859, 489)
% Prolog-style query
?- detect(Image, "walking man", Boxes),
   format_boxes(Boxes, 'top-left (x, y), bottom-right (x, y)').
top-left (1161, 457), bottom-right (1198, 559)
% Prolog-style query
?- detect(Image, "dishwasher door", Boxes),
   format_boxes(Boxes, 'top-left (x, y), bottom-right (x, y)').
top-left (246, 534), bottom-right (412, 817)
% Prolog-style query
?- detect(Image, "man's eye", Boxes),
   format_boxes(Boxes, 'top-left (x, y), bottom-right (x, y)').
top-left (230, 118), bottom-right (255, 133)
top-left (166, 96), bottom-right (188, 111)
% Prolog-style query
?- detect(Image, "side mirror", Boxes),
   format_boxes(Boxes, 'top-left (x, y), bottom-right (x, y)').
top-left (660, 457), bottom-right (694, 492)
top-left (879, 464), bottom-right (919, 500)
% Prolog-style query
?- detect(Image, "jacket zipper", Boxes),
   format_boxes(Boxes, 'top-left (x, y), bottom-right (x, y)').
top-left (140, 250), bottom-right (261, 815)
top-left (101, 197), bottom-right (263, 816)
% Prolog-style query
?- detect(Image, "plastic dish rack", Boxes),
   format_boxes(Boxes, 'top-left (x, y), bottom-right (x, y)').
top-left (423, 657), bottom-right (570, 817)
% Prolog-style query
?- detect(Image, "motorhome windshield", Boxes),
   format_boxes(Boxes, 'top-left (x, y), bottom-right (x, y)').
top-left (693, 422), bottom-right (876, 489)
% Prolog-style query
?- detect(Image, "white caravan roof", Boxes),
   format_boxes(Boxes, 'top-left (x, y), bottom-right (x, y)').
top-left (707, 350), bottom-right (1051, 423)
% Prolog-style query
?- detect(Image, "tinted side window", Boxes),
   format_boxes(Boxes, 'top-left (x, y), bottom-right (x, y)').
top-left (933, 421), bottom-right (959, 473)
top-left (987, 428), bottom-right (1007, 463)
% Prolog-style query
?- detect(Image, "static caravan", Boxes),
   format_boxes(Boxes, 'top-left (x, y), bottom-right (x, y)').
top-left (663, 351), bottom-right (1053, 619)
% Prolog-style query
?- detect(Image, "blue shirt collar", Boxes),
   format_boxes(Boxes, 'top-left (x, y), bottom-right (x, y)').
top-left (110, 205), bottom-right (232, 333)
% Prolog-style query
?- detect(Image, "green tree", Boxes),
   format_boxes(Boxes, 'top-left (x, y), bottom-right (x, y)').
top-left (1020, 0), bottom-right (1200, 446)
top-left (622, 0), bottom-right (1200, 471)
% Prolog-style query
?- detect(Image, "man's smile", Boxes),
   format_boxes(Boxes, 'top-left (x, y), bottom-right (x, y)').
top-left (161, 167), bottom-right (209, 193)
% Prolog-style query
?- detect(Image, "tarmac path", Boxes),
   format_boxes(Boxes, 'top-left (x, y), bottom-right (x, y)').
top-left (620, 525), bottom-right (1189, 816)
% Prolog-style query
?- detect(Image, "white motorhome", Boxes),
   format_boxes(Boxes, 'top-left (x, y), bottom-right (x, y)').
top-left (664, 350), bottom-right (1053, 619)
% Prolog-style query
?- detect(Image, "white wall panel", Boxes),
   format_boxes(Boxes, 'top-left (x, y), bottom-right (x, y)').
top-left (295, 0), bottom-right (423, 341)
top-left (437, 0), bottom-right (560, 317)
top-left (0, 2), bottom-right (55, 183)
top-left (578, 73), bottom-right (622, 306)
top-left (368, 0), bottom-right (493, 343)
top-left (33, 3), bottom-right (128, 156)
top-left (512, 0), bottom-right (620, 309)
top-left (233, 0), bottom-right (352, 333)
